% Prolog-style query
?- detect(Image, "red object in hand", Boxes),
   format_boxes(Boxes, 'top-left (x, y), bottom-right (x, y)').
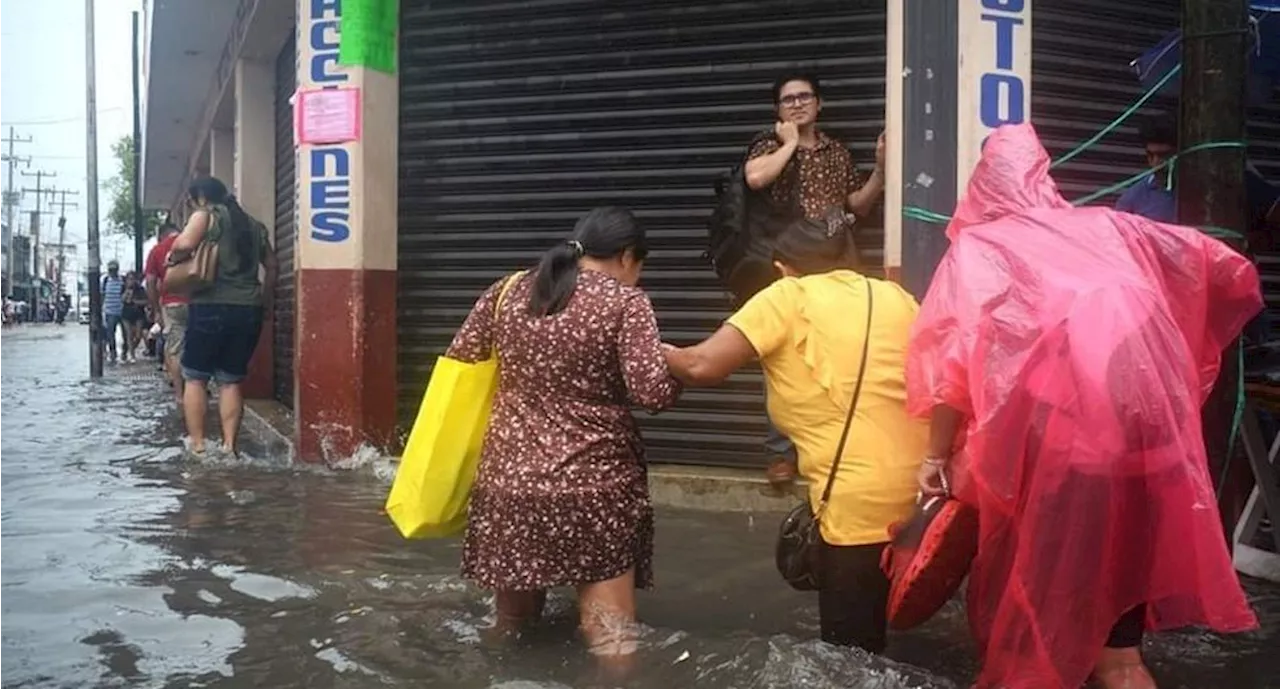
top-left (880, 496), bottom-right (979, 630)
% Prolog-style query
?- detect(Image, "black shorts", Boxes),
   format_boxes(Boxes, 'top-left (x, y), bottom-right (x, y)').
top-left (181, 303), bottom-right (263, 384)
top-left (121, 306), bottom-right (146, 324)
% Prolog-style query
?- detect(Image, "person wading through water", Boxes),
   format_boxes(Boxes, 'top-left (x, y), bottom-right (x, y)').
top-left (171, 176), bottom-right (276, 457)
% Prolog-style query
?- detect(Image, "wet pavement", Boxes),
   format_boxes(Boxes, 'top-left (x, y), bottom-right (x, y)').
top-left (3, 324), bottom-right (1279, 689)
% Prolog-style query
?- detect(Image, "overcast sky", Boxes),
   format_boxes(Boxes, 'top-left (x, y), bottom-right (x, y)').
top-left (2, 0), bottom-right (144, 278)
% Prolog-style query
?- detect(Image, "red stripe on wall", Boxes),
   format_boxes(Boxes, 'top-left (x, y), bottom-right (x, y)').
top-left (295, 268), bottom-right (398, 462)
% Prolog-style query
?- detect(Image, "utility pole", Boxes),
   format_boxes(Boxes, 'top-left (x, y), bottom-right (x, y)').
top-left (1176, 0), bottom-right (1250, 542)
top-left (131, 10), bottom-right (144, 272)
top-left (50, 189), bottom-right (79, 308)
top-left (3, 127), bottom-right (33, 297)
top-left (21, 169), bottom-right (57, 321)
top-left (86, 0), bottom-right (103, 377)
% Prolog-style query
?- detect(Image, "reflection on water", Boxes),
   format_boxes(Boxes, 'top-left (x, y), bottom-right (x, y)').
top-left (2, 326), bottom-right (1278, 688)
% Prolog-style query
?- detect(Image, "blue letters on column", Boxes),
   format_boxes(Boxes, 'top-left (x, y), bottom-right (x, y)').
top-left (307, 0), bottom-right (351, 243)
top-left (310, 0), bottom-right (347, 85)
top-left (979, 0), bottom-right (1027, 129)
top-left (310, 148), bottom-right (351, 242)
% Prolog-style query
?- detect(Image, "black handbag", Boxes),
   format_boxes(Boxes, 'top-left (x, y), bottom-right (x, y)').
top-left (775, 278), bottom-right (874, 591)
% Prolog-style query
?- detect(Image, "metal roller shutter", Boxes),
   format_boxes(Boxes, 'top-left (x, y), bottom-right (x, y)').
top-left (274, 34), bottom-right (297, 408)
top-left (398, 0), bottom-right (888, 466)
top-left (396, 0), bottom-right (1280, 467)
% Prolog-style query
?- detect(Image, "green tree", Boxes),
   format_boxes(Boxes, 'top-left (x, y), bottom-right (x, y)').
top-left (105, 135), bottom-right (167, 239)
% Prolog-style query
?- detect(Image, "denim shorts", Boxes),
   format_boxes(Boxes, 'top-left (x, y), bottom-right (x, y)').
top-left (181, 303), bottom-right (263, 384)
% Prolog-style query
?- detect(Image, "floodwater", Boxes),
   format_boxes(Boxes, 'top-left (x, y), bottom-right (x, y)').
top-left (3, 325), bottom-right (1278, 689)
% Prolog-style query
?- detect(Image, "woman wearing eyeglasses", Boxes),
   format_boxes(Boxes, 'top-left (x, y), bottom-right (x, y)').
top-left (744, 72), bottom-right (885, 223)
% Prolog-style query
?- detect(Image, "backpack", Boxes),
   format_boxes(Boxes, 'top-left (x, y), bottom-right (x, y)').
top-left (706, 131), bottom-right (803, 305)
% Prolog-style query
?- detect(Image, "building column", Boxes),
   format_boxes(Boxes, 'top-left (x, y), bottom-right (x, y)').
top-left (191, 140), bottom-right (211, 180)
top-left (210, 128), bottom-right (235, 184)
top-left (885, 0), bottom-right (1032, 297)
top-left (294, 0), bottom-right (398, 462)
top-left (235, 57), bottom-right (278, 401)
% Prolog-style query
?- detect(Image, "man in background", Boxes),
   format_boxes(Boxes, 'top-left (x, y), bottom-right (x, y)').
top-left (1117, 113), bottom-right (1280, 347)
top-left (145, 223), bottom-right (187, 407)
top-left (102, 260), bottom-right (125, 363)
top-left (1118, 113), bottom-right (1279, 234)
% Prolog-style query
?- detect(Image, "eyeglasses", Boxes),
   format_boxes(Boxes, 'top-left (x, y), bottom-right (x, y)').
top-left (779, 92), bottom-right (816, 108)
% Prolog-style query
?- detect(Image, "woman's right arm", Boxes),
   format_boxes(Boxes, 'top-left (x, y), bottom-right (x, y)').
top-left (665, 280), bottom-right (791, 386)
top-left (663, 325), bottom-right (756, 386)
top-left (905, 250), bottom-right (978, 495)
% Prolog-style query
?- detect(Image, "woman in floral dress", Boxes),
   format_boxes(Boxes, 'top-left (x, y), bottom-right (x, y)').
top-left (445, 206), bottom-right (681, 657)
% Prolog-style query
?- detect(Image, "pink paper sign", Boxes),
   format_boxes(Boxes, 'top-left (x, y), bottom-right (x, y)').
top-left (295, 87), bottom-right (362, 145)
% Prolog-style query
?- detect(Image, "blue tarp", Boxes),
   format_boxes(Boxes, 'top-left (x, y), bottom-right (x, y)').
top-left (1133, 6), bottom-right (1280, 106)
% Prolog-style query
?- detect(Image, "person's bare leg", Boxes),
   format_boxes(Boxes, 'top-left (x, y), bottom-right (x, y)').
top-left (1094, 647), bottom-right (1157, 689)
top-left (486, 589), bottom-right (547, 643)
top-left (219, 382), bottom-right (245, 455)
top-left (183, 379), bottom-right (209, 453)
top-left (105, 321), bottom-right (117, 361)
top-left (167, 354), bottom-right (183, 408)
top-left (577, 568), bottom-right (638, 679)
top-left (125, 324), bottom-right (137, 360)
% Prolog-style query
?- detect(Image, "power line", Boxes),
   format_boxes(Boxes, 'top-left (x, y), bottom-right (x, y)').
top-left (1, 107), bottom-right (126, 127)
top-left (19, 169), bottom-right (57, 317)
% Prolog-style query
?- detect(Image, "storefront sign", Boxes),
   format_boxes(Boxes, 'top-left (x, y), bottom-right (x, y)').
top-left (300, 0), bottom-right (354, 244)
top-left (957, 0), bottom-right (1032, 192)
top-left (885, 0), bottom-right (1033, 293)
top-left (308, 147), bottom-right (351, 242)
top-left (308, 0), bottom-right (348, 85)
top-left (978, 0), bottom-right (1028, 128)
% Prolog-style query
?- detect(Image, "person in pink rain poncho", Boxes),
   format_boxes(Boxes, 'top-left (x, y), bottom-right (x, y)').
top-left (906, 124), bottom-right (1261, 689)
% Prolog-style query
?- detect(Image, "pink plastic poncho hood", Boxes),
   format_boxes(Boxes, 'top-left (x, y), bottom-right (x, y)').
top-left (907, 124), bottom-right (1261, 688)
top-left (946, 124), bottom-right (1071, 238)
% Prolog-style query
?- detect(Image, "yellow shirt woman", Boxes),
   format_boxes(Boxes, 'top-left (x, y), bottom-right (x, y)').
top-left (664, 212), bottom-right (925, 653)
top-left (727, 270), bottom-right (926, 545)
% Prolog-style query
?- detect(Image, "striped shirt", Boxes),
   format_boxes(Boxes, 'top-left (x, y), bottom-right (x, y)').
top-left (102, 275), bottom-right (125, 316)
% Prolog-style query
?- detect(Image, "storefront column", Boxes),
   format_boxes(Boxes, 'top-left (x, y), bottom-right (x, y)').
top-left (885, 0), bottom-right (1032, 297)
top-left (293, 0), bottom-right (398, 462)
top-left (210, 128), bottom-right (235, 185)
top-left (235, 57), bottom-right (278, 401)
top-left (191, 142), bottom-right (210, 181)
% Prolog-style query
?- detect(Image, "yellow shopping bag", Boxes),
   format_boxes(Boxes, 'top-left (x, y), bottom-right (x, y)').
top-left (385, 273), bottom-right (523, 539)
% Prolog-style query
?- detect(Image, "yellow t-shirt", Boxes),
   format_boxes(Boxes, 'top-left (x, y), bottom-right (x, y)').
top-left (728, 271), bottom-right (927, 546)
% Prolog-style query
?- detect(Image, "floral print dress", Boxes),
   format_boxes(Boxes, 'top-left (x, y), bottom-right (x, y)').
top-left (446, 270), bottom-right (681, 591)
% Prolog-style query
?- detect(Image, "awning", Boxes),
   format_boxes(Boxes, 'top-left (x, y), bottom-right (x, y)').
top-left (140, 1), bottom-right (244, 208)
top-left (1132, 6), bottom-right (1280, 106)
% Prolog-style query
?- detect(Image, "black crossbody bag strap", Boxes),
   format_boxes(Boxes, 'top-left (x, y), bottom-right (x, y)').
top-left (814, 279), bottom-right (874, 517)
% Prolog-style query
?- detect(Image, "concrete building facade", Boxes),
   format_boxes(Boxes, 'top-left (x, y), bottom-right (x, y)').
top-left (142, 0), bottom-right (1280, 465)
